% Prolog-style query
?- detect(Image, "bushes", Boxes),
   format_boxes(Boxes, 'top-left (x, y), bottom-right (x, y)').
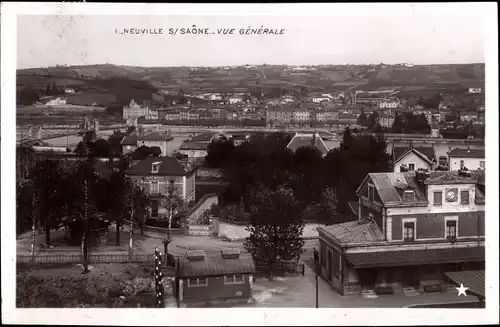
top-left (16, 274), bottom-right (157, 308)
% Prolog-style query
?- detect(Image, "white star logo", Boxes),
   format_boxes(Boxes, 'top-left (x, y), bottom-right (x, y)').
top-left (456, 283), bottom-right (469, 296)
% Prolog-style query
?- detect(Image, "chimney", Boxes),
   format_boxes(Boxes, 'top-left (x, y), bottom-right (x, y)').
top-left (416, 168), bottom-right (431, 183)
top-left (221, 248), bottom-right (240, 260)
top-left (467, 146), bottom-right (470, 153)
top-left (186, 250), bottom-right (206, 261)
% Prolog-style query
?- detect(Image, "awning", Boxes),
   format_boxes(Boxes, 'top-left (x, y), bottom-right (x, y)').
top-left (445, 270), bottom-right (485, 298)
top-left (346, 246), bottom-right (484, 268)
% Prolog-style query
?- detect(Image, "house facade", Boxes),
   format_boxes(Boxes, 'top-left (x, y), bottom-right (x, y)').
top-left (317, 170), bottom-right (485, 295)
top-left (392, 145), bottom-right (436, 173)
top-left (448, 148), bottom-right (485, 171)
top-left (125, 156), bottom-right (196, 217)
top-left (175, 249), bottom-right (256, 307)
top-left (178, 141), bottom-right (210, 161)
top-left (137, 132), bottom-right (175, 157)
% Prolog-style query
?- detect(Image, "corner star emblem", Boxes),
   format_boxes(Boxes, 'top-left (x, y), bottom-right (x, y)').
top-left (456, 283), bottom-right (469, 296)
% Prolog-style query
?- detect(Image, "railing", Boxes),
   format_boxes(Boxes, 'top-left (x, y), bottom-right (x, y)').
top-left (186, 193), bottom-right (218, 224)
top-left (17, 253), bottom-right (155, 265)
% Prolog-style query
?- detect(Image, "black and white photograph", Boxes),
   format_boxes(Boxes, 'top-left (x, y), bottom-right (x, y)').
top-left (1, 2), bottom-right (499, 326)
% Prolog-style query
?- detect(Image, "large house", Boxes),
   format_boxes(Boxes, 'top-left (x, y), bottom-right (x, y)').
top-left (391, 144), bottom-right (436, 173)
top-left (286, 132), bottom-right (330, 157)
top-left (125, 156), bottom-right (196, 217)
top-left (174, 249), bottom-right (256, 307)
top-left (318, 169), bottom-right (485, 295)
top-left (123, 98), bottom-right (158, 120)
top-left (448, 148), bottom-right (485, 171)
top-left (178, 133), bottom-right (215, 162)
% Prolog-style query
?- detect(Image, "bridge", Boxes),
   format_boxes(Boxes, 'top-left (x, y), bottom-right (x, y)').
top-left (17, 118), bottom-right (127, 145)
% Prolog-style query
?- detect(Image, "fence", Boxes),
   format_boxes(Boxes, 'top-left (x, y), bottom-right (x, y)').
top-left (17, 253), bottom-right (155, 265)
top-left (254, 260), bottom-right (305, 277)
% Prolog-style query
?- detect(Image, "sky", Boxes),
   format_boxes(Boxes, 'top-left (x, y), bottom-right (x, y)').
top-left (17, 13), bottom-right (485, 69)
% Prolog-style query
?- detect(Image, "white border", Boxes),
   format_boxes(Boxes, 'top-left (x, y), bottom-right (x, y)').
top-left (2, 2), bottom-right (499, 326)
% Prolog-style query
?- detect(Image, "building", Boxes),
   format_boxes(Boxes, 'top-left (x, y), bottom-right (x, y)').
top-left (468, 88), bottom-right (483, 94)
top-left (379, 113), bottom-right (395, 128)
top-left (315, 110), bottom-right (338, 124)
top-left (448, 148), bottom-right (485, 171)
top-left (125, 155), bottom-right (196, 217)
top-left (293, 110), bottom-right (312, 125)
top-left (430, 121), bottom-right (440, 138)
top-left (318, 169), bottom-right (485, 295)
top-left (379, 100), bottom-right (399, 109)
top-left (45, 97), bottom-right (67, 106)
top-left (228, 97), bottom-right (244, 104)
top-left (392, 144), bottom-right (436, 172)
top-left (286, 133), bottom-right (329, 157)
top-left (178, 133), bottom-right (214, 162)
top-left (137, 131), bottom-right (175, 157)
top-left (460, 112), bottom-right (478, 123)
top-left (174, 249), bottom-right (256, 307)
top-left (120, 134), bottom-right (139, 154)
top-left (266, 108), bottom-right (294, 127)
top-left (163, 111), bottom-right (181, 121)
top-left (63, 88), bottom-right (76, 95)
top-left (123, 98), bottom-right (151, 119)
top-left (337, 113), bottom-right (358, 126)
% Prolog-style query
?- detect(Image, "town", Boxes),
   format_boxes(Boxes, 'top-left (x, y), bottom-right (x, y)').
top-left (14, 62), bottom-right (487, 309)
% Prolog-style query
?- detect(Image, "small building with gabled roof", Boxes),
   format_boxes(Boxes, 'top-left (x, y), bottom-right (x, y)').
top-left (174, 249), bottom-right (256, 307)
top-left (391, 143), bottom-right (436, 173)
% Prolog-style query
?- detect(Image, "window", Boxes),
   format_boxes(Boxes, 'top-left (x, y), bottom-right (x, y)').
top-left (480, 161), bottom-right (485, 169)
top-left (460, 160), bottom-right (465, 168)
top-left (434, 191), bottom-right (443, 206)
top-left (403, 222), bottom-right (415, 241)
top-left (224, 275), bottom-right (244, 285)
top-left (152, 162), bottom-right (160, 173)
top-left (188, 277), bottom-right (208, 287)
top-left (446, 220), bottom-right (457, 239)
top-left (408, 163), bottom-right (415, 171)
top-left (151, 181), bottom-right (159, 194)
top-left (460, 190), bottom-right (470, 205)
top-left (403, 190), bottom-right (415, 202)
top-left (368, 184), bottom-right (374, 202)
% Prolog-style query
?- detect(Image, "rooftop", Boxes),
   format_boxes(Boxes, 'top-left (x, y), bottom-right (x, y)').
top-left (448, 148), bottom-right (485, 158)
top-left (393, 145), bottom-right (436, 164)
top-left (346, 247), bottom-right (484, 269)
top-left (179, 141), bottom-right (210, 151)
top-left (319, 219), bottom-right (385, 245)
top-left (125, 155), bottom-right (193, 176)
top-left (138, 132), bottom-right (174, 142)
top-left (177, 252), bottom-right (256, 278)
top-left (286, 133), bottom-right (329, 156)
top-left (121, 134), bottom-right (139, 146)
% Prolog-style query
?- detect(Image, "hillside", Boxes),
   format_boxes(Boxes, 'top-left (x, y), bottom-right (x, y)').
top-left (17, 63), bottom-right (485, 101)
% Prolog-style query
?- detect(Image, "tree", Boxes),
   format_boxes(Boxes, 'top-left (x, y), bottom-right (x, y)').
top-left (244, 185), bottom-right (305, 280)
top-left (17, 87), bottom-right (40, 105)
top-left (108, 130), bottom-right (126, 155)
top-left (75, 141), bottom-right (89, 157)
top-left (124, 181), bottom-right (149, 256)
top-left (89, 139), bottom-right (112, 158)
top-left (30, 159), bottom-right (69, 246)
top-left (159, 180), bottom-right (185, 261)
top-left (130, 146), bottom-right (161, 160)
top-left (205, 138), bottom-right (235, 168)
top-left (391, 113), bottom-right (405, 133)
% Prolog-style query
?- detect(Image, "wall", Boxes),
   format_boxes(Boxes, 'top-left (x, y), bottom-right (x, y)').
top-left (449, 157), bottom-right (484, 171)
top-left (212, 218), bottom-right (325, 241)
top-left (181, 274), bottom-right (252, 303)
top-left (179, 149), bottom-right (208, 159)
top-left (187, 224), bottom-right (212, 236)
top-left (394, 152), bottom-right (432, 173)
top-left (358, 197), bottom-right (384, 232)
top-left (390, 211), bottom-right (485, 241)
top-left (196, 168), bottom-right (227, 179)
top-left (184, 172), bottom-right (196, 201)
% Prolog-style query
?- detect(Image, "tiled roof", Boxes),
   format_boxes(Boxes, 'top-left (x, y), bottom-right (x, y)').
top-left (346, 246), bottom-right (485, 268)
top-left (121, 135), bottom-right (139, 146)
top-left (125, 155), bottom-right (191, 176)
top-left (445, 270), bottom-right (485, 297)
top-left (393, 145), bottom-right (436, 163)
top-left (179, 141), bottom-right (210, 151)
top-left (367, 172), bottom-right (428, 206)
top-left (319, 219), bottom-right (385, 244)
top-left (448, 148), bottom-right (485, 158)
top-left (177, 253), bottom-right (256, 278)
top-left (286, 133), bottom-right (329, 156)
top-left (139, 132), bottom-right (174, 142)
top-left (424, 170), bottom-right (485, 185)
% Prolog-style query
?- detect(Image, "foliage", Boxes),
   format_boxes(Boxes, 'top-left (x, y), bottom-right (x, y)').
top-left (244, 185), bottom-right (305, 279)
top-left (205, 138), bottom-right (235, 169)
top-left (391, 112), bottom-right (431, 134)
top-left (130, 145), bottom-right (162, 160)
top-left (17, 87), bottom-right (40, 105)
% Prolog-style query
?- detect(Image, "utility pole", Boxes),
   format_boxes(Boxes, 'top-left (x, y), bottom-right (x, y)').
top-left (154, 246), bottom-right (165, 308)
top-left (315, 272), bottom-right (319, 308)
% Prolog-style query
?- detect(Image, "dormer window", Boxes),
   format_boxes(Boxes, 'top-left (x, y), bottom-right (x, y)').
top-left (403, 190), bottom-right (415, 202)
top-left (152, 162), bottom-right (160, 173)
